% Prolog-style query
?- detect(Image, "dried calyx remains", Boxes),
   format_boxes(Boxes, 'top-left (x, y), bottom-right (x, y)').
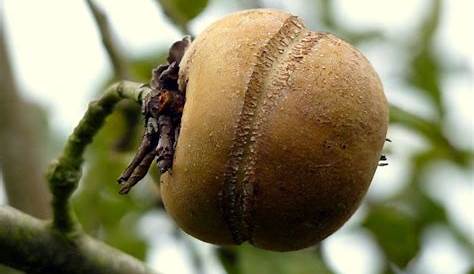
top-left (117, 9), bottom-right (389, 251)
top-left (117, 36), bottom-right (190, 194)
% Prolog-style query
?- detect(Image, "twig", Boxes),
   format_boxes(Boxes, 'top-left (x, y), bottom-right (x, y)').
top-left (46, 81), bottom-right (151, 234)
top-left (0, 206), bottom-right (157, 274)
top-left (85, 0), bottom-right (130, 79)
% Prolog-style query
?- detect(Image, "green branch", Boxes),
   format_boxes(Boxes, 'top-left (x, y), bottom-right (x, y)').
top-left (46, 81), bottom-right (150, 234)
top-left (0, 206), bottom-right (157, 274)
top-left (3, 3), bottom-right (156, 272)
top-left (0, 81), bottom-right (156, 273)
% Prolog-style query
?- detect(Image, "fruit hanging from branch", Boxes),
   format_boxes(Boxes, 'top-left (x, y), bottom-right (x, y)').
top-left (118, 9), bottom-right (389, 252)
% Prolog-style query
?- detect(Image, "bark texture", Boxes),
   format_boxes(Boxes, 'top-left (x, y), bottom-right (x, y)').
top-left (0, 206), bottom-right (156, 274)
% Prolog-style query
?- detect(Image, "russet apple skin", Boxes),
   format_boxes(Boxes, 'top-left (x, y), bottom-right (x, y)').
top-left (160, 9), bottom-right (388, 251)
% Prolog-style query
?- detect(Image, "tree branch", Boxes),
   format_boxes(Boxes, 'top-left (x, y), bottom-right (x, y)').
top-left (0, 206), bottom-right (157, 274)
top-left (0, 81), bottom-right (155, 273)
top-left (0, 4), bottom-right (51, 219)
top-left (46, 81), bottom-right (150, 234)
top-left (85, 0), bottom-right (130, 79)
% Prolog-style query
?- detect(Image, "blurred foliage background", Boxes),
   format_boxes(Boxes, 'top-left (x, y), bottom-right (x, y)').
top-left (0, 0), bottom-right (472, 274)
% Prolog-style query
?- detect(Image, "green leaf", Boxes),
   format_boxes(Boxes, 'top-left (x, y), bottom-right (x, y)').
top-left (405, 0), bottom-right (444, 117)
top-left (390, 105), bottom-right (445, 145)
top-left (0, 265), bottom-right (22, 274)
top-left (390, 105), bottom-right (474, 167)
top-left (129, 52), bottom-right (167, 82)
top-left (363, 205), bottom-right (420, 267)
top-left (158, 0), bottom-right (208, 32)
top-left (233, 244), bottom-right (334, 274)
top-left (216, 247), bottom-right (241, 274)
top-left (407, 48), bottom-right (443, 117)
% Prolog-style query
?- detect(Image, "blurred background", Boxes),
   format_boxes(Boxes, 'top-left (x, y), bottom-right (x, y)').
top-left (0, 0), bottom-right (472, 273)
